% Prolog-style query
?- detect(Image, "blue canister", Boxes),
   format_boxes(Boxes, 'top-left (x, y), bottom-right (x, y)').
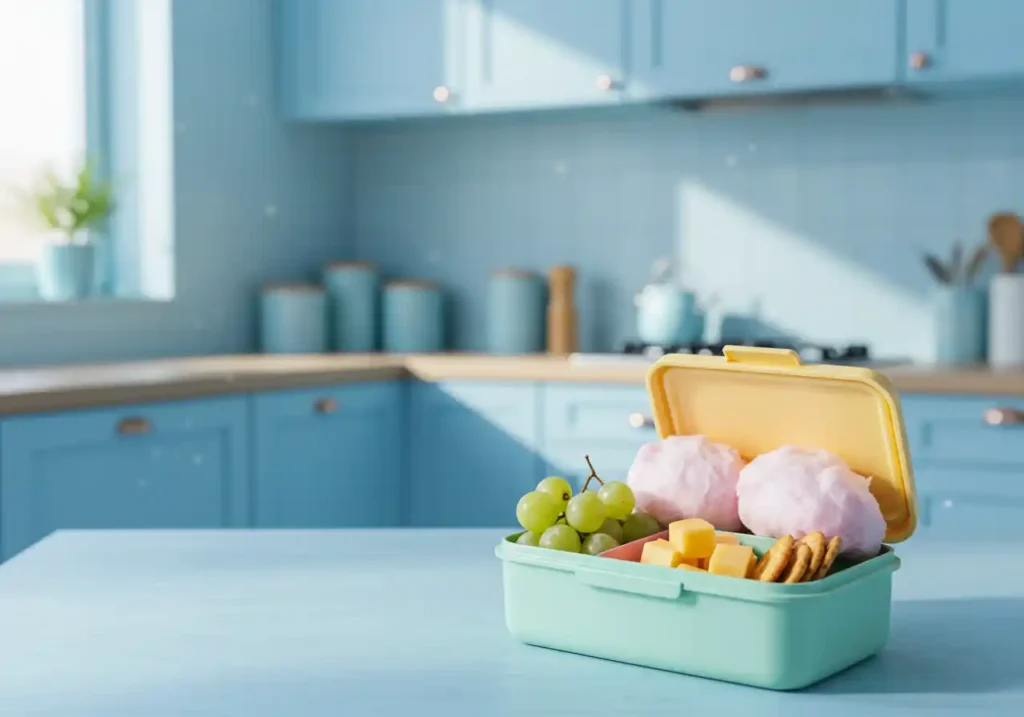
top-left (382, 280), bottom-right (444, 353)
top-left (934, 285), bottom-right (987, 364)
top-left (487, 269), bottom-right (546, 354)
top-left (323, 261), bottom-right (379, 352)
top-left (260, 283), bottom-right (328, 354)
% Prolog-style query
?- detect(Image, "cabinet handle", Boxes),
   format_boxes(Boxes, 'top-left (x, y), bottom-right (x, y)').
top-left (983, 407), bottom-right (1024, 426)
top-left (909, 52), bottom-right (930, 70)
top-left (117, 417), bottom-right (152, 435)
top-left (596, 74), bottom-right (618, 92)
top-left (729, 65), bottom-right (767, 83)
top-left (432, 86), bottom-right (452, 103)
top-left (628, 413), bottom-right (655, 429)
top-left (315, 398), bottom-right (338, 414)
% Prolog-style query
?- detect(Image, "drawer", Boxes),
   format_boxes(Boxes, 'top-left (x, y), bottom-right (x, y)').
top-left (253, 381), bottom-right (403, 420)
top-left (915, 466), bottom-right (1024, 542)
top-left (543, 384), bottom-right (656, 442)
top-left (901, 394), bottom-right (1024, 467)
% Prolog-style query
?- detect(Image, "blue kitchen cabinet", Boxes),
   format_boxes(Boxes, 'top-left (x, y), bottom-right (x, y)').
top-left (541, 383), bottom-right (653, 491)
top-left (905, 0), bottom-right (1024, 85)
top-left (407, 381), bottom-right (542, 528)
top-left (0, 397), bottom-right (249, 561)
top-left (914, 466), bottom-right (1024, 542)
top-left (631, 0), bottom-right (900, 100)
top-left (276, 0), bottom-right (461, 120)
top-left (252, 382), bottom-right (402, 528)
top-left (461, 0), bottom-right (630, 111)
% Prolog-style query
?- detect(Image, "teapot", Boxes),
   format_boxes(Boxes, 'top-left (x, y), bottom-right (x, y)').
top-left (634, 259), bottom-right (706, 345)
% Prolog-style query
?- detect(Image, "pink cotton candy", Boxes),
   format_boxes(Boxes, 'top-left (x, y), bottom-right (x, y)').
top-left (626, 435), bottom-right (745, 531)
top-left (736, 445), bottom-right (886, 558)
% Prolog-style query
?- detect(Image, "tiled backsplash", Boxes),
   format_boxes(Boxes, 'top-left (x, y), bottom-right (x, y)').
top-left (351, 96), bottom-right (1024, 361)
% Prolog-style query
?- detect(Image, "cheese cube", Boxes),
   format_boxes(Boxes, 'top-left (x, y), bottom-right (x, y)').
top-left (640, 539), bottom-right (684, 568)
top-left (715, 532), bottom-right (741, 545)
top-left (668, 518), bottom-right (716, 559)
top-left (697, 557), bottom-right (709, 570)
top-left (707, 544), bottom-right (757, 579)
top-left (677, 563), bottom-right (705, 572)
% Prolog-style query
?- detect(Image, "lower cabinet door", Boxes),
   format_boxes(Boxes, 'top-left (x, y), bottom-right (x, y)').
top-left (914, 466), bottom-right (1024, 542)
top-left (253, 382), bottom-right (402, 528)
top-left (0, 397), bottom-right (250, 561)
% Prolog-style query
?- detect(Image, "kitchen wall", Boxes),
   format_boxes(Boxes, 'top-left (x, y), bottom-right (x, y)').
top-left (0, 0), bottom-right (350, 367)
top-left (351, 96), bottom-right (1024, 361)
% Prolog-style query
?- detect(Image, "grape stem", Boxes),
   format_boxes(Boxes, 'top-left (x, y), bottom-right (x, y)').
top-left (581, 454), bottom-right (605, 493)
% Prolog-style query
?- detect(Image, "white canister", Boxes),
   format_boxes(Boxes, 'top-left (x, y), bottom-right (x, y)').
top-left (988, 274), bottom-right (1024, 366)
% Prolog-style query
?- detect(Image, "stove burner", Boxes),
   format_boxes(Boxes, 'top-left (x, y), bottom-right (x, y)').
top-left (621, 341), bottom-right (872, 364)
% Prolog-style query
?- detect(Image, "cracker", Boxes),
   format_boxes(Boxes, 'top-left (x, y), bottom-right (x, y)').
top-left (797, 531), bottom-right (826, 581)
top-left (782, 543), bottom-right (811, 584)
top-left (812, 536), bottom-right (843, 581)
top-left (753, 534), bottom-right (794, 582)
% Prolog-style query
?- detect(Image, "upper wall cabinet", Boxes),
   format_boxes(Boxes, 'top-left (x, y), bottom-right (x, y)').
top-left (630, 0), bottom-right (901, 100)
top-left (461, 0), bottom-right (630, 111)
top-left (276, 0), bottom-right (461, 120)
top-left (905, 0), bottom-right (1024, 85)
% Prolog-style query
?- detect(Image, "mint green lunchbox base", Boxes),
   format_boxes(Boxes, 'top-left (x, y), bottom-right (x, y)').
top-left (496, 532), bottom-right (901, 691)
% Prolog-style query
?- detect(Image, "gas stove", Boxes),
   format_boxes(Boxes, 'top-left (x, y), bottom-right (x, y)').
top-left (569, 341), bottom-right (908, 368)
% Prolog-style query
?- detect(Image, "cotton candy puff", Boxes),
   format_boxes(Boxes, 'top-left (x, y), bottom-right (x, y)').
top-left (736, 445), bottom-right (886, 558)
top-left (626, 435), bottom-right (745, 531)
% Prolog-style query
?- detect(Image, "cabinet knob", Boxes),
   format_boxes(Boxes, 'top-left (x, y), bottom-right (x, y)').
top-left (315, 398), bottom-right (338, 414)
top-left (596, 74), bottom-right (618, 92)
top-left (909, 52), bottom-right (930, 70)
top-left (628, 413), bottom-right (654, 429)
top-left (729, 65), bottom-right (767, 83)
top-left (983, 407), bottom-right (1024, 426)
top-left (432, 86), bottom-right (452, 103)
top-left (117, 417), bottom-right (152, 435)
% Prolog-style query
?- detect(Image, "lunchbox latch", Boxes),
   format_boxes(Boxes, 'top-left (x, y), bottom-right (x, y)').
top-left (722, 345), bottom-right (802, 367)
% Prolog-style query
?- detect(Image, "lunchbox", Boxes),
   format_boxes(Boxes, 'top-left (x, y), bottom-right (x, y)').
top-left (495, 345), bottom-right (917, 691)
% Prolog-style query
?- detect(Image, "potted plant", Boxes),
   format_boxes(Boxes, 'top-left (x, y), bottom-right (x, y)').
top-left (25, 162), bottom-right (115, 301)
top-left (923, 240), bottom-right (989, 365)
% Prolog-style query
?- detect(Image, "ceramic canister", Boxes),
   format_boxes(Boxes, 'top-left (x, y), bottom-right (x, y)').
top-left (988, 274), bottom-right (1024, 367)
top-left (382, 280), bottom-right (444, 353)
top-left (260, 283), bottom-right (328, 354)
top-left (487, 269), bottom-right (546, 354)
top-left (323, 261), bottom-right (379, 352)
top-left (934, 285), bottom-right (987, 365)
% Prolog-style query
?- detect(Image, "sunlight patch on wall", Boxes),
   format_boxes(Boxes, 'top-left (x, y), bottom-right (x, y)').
top-left (677, 180), bottom-right (932, 360)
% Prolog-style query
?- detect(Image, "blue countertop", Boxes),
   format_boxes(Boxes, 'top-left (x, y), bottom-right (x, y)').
top-left (0, 529), bottom-right (1019, 716)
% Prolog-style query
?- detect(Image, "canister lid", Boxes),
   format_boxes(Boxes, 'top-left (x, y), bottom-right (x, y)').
top-left (385, 279), bottom-right (439, 291)
top-left (325, 260), bottom-right (376, 271)
top-left (646, 346), bottom-right (917, 543)
top-left (262, 282), bottom-right (324, 293)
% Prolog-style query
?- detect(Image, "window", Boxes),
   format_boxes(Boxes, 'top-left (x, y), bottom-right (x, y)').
top-left (0, 0), bottom-right (87, 297)
top-left (0, 0), bottom-right (174, 302)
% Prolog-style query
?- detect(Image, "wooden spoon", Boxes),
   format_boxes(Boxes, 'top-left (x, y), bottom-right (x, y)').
top-left (988, 212), bottom-right (1024, 273)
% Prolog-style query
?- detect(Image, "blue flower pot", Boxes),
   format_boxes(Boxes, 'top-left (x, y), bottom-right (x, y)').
top-left (36, 243), bottom-right (96, 301)
top-left (934, 286), bottom-right (987, 365)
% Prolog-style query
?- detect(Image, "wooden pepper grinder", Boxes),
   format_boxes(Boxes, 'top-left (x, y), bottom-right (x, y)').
top-left (547, 265), bottom-right (578, 355)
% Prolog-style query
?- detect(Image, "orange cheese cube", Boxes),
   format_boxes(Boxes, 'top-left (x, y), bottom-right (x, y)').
top-left (707, 543), bottom-right (757, 579)
top-left (714, 532), bottom-right (741, 545)
top-left (677, 563), bottom-right (706, 572)
top-left (668, 518), bottom-right (716, 559)
top-left (640, 539), bottom-right (684, 568)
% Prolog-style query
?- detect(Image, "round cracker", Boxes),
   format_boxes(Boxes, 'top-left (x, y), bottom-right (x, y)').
top-left (812, 536), bottom-right (843, 581)
top-left (753, 534), bottom-right (794, 582)
top-left (797, 531), bottom-right (826, 581)
top-left (782, 543), bottom-right (811, 584)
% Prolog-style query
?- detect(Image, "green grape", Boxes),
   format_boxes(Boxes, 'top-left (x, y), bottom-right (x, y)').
top-left (516, 531), bottom-right (541, 547)
top-left (595, 517), bottom-right (623, 543)
top-left (582, 532), bottom-right (620, 555)
top-left (536, 476), bottom-right (573, 511)
top-left (539, 524), bottom-right (582, 552)
top-left (622, 510), bottom-right (662, 543)
top-left (516, 491), bottom-right (561, 534)
top-left (597, 481), bottom-right (636, 521)
top-left (565, 492), bottom-right (606, 533)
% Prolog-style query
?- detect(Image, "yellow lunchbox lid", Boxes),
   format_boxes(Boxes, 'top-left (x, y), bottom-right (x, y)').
top-left (646, 345), bottom-right (917, 543)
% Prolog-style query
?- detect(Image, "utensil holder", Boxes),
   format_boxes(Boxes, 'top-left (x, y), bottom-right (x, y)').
top-left (988, 274), bottom-right (1024, 367)
top-left (382, 280), bottom-right (444, 353)
top-left (487, 270), bottom-right (546, 354)
top-left (324, 261), bottom-right (379, 352)
top-left (260, 284), bottom-right (328, 354)
top-left (933, 286), bottom-right (986, 365)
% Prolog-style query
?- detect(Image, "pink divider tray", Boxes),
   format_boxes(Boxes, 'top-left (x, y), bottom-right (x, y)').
top-left (600, 530), bottom-right (669, 562)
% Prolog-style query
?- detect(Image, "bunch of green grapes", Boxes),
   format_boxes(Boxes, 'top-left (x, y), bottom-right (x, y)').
top-left (514, 474), bottom-right (661, 554)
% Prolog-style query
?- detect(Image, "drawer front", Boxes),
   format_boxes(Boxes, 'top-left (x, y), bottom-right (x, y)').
top-left (915, 466), bottom-right (1024, 542)
top-left (544, 384), bottom-right (656, 442)
top-left (901, 394), bottom-right (1024, 467)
